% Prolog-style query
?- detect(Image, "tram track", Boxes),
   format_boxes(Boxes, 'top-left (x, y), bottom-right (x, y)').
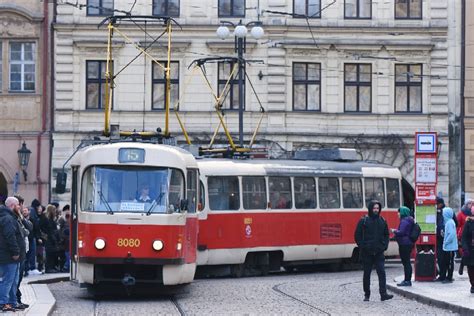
top-left (171, 295), bottom-right (186, 316)
top-left (272, 283), bottom-right (331, 315)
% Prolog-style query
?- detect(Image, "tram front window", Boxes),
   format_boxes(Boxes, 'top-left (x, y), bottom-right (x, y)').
top-left (81, 166), bottom-right (184, 214)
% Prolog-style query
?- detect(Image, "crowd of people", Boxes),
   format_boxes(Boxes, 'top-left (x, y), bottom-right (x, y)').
top-left (355, 197), bottom-right (474, 303)
top-left (0, 195), bottom-right (70, 312)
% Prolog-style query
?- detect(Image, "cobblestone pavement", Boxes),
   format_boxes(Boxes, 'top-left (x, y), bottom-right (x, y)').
top-left (49, 264), bottom-right (458, 315)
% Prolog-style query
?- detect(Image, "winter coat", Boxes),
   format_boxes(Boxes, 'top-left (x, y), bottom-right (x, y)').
top-left (354, 201), bottom-right (389, 255)
top-left (442, 207), bottom-right (458, 251)
top-left (40, 215), bottom-right (60, 253)
top-left (457, 206), bottom-right (471, 241)
top-left (461, 218), bottom-right (474, 266)
top-left (394, 215), bottom-right (414, 246)
top-left (0, 205), bottom-right (21, 264)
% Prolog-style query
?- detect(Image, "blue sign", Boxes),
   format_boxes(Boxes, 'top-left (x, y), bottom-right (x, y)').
top-left (416, 133), bottom-right (437, 154)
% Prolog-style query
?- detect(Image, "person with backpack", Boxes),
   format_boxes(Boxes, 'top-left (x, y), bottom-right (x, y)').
top-left (391, 206), bottom-right (415, 286)
top-left (354, 200), bottom-right (393, 302)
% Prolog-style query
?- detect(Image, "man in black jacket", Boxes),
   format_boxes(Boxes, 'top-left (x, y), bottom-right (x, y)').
top-left (354, 200), bottom-right (393, 302)
top-left (0, 197), bottom-right (23, 312)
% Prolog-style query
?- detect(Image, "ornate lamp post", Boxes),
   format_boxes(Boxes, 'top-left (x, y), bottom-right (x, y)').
top-left (216, 20), bottom-right (264, 147)
top-left (17, 142), bottom-right (31, 181)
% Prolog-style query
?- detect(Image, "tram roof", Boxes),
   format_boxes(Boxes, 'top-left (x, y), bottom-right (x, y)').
top-left (72, 142), bottom-right (198, 169)
top-left (197, 158), bottom-right (401, 179)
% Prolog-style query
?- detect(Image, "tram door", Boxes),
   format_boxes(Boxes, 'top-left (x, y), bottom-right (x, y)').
top-left (70, 167), bottom-right (79, 281)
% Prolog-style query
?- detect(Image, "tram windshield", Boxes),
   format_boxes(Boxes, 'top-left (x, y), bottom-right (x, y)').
top-left (81, 166), bottom-right (184, 214)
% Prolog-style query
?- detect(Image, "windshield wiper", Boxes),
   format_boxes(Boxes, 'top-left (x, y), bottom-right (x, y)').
top-left (98, 190), bottom-right (114, 214)
top-left (146, 193), bottom-right (164, 216)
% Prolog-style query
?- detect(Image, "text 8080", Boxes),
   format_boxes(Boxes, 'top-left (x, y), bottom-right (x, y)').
top-left (117, 238), bottom-right (141, 247)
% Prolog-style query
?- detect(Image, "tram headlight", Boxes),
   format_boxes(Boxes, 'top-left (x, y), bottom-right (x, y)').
top-left (152, 240), bottom-right (164, 251)
top-left (94, 238), bottom-right (106, 250)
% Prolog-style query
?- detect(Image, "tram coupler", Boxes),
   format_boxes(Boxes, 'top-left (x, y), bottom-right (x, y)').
top-left (121, 274), bottom-right (136, 287)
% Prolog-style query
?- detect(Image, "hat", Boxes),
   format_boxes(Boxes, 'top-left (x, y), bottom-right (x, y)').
top-left (436, 197), bottom-right (445, 205)
top-left (31, 199), bottom-right (41, 209)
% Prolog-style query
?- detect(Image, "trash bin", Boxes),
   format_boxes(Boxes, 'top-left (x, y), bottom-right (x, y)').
top-left (415, 251), bottom-right (436, 280)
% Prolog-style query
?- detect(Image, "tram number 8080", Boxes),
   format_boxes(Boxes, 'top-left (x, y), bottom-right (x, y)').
top-left (117, 238), bottom-right (141, 248)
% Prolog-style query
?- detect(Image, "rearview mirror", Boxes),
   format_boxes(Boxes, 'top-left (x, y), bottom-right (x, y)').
top-left (55, 171), bottom-right (67, 194)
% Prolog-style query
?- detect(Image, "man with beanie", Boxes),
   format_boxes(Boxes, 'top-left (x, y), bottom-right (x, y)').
top-left (354, 200), bottom-right (393, 302)
top-left (391, 206), bottom-right (415, 286)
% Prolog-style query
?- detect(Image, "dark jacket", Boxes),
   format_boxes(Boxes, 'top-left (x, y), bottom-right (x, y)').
top-left (394, 216), bottom-right (414, 246)
top-left (40, 215), bottom-right (60, 253)
top-left (0, 205), bottom-right (21, 264)
top-left (461, 217), bottom-right (474, 266)
top-left (354, 201), bottom-right (389, 255)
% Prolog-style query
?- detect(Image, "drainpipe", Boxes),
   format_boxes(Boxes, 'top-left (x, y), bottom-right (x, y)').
top-left (48, 0), bottom-right (58, 203)
top-left (461, 0), bottom-right (466, 203)
top-left (37, 0), bottom-right (49, 201)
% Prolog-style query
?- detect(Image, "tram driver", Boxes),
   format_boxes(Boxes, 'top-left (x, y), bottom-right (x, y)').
top-left (135, 184), bottom-right (153, 203)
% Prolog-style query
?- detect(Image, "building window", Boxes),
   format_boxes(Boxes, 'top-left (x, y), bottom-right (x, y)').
top-left (218, 61), bottom-right (243, 110)
top-left (345, 0), bottom-right (371, 19)
top-left (153, 0), bottom-right (179, 17)
top-left (293, 62), bottom-right (320, 111)
top-left (218, 0), bottom-right (245, 17)
top-left (395, 0), bottom-right (421, 19)
top-left (344, 64), bottom-right (371, 112)
top-left (152, 61), bottom-right (179, 110)
top-left (87, 0), bottom-right (114, 16)
top-left (294, 0), bottom-right (321, 18)
top-left (86, 60), bottom-right (112, 109)
top-left (9, 42), bottom-right (35, 92)
top-left (395, 64), bottom-right (422, 113)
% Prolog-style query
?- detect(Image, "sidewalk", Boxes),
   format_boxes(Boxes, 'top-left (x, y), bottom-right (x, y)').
top-left (18, 272), bottom-right (69, 316)
top-left (388, 271), bottom-right (474, 315)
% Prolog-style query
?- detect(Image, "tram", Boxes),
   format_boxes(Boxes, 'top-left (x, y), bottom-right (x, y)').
top-left (195, 154), bottom-right (403, 276)
top-left (65, 142), bottom-right (199, 289)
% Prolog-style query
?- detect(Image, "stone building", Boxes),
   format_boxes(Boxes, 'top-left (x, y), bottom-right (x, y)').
top-left (0, 0), bottom-right (53, 204)
top-left (52, 0), bottom-right (461, 206)
top-left (463, 0), bottom-right (474, 201)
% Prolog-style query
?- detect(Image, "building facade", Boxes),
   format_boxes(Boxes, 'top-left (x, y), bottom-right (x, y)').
top-left (463, 0), bottom-right (474, 201)
top-left (52, 0), bottom-right (462, 206)
top-left (0, 0), bottom-right (53, 204)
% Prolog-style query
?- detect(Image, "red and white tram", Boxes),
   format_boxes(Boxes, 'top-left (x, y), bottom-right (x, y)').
top-left (67, 142), bottom-right (199, 289)
top-left (196, 157), bottom-right (402, 276)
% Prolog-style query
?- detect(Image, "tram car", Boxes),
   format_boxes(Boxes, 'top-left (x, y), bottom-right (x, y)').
top-left (65, 142), bottom-right (199, 289)
top-left (195, 152), bottom-right (404, 276)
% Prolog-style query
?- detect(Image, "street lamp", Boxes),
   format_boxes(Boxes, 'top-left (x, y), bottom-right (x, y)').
top-left (17, 142), bottom-right (31, 181)
top-left (216, 20), bottom-right (264, 147)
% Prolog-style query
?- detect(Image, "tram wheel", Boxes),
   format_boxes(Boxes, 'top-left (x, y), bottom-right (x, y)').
top-left (231, 264), bottom-right (245, 278)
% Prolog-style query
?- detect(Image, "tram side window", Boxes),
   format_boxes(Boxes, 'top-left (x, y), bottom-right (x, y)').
top-left (342, 178), bottom-right (363, 209)
top-left (169, 170), bottom-right (185, 212)
top-left (386, 179), bottom-right (401, 208)
top-left (319, 177), bottom-right (340, 209)
top-left (199, 181), bottom-right (205, 211)
top-left (186, 169), bottom-right (198, 213)
top-left (365, 178), bottom-right (385, 208)
top-left (208, 176), bottom-right (240, 211)
top-left (243, 176), bottom-right (267, 210)
top-left (269, 177), bottom-right (292, 209)
top-left (294, 177), bottom-right (316, 209)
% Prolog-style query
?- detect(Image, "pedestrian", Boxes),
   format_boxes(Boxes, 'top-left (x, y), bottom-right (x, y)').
top-left (27, 199), bottom-right (42, 275)
top-left (461, 214), bottom-right (474, 293)
top-left (12, 195), bottom-right (32, 309)
top-left (0, 197), bottom-right (25, 312)
top-left (58, 205), bottom-right (71, 272)
top-left (438, 207), bottom-right (458, 283)
top-left (457, 201), bottom-right (473, 275)
top-left (391, 206), bottom-right (415, 286)
top-left (354, 200), bottom-right (394, 301)
top-left (36, 205), bottom-right (47, 273)
top-left (41, 205), bottom-right (61, 273)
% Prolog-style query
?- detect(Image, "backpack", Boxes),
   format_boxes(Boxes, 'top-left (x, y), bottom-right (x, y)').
top-left (409, 222), bottom-right (421, 243)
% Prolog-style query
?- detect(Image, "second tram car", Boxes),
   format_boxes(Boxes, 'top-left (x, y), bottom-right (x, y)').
top-left (67, 143), bottom-right (199, 289)
top-left (196, 157), bottom-right (402, 276)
